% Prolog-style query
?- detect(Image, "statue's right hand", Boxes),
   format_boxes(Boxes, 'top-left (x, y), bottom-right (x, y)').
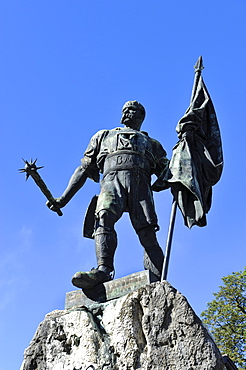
top-left (46, 199), bottom-right (63, 216)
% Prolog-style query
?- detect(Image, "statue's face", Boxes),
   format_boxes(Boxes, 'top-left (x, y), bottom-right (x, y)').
top-left (120, 105), bottom-right (144, 130)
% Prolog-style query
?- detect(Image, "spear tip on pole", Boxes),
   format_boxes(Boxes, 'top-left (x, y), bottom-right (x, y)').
top-left (194, 55), bottom-right (204, 73)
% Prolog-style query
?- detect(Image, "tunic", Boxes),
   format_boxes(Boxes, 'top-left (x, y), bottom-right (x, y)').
top-left (82, 127), bottom-right (169, 231)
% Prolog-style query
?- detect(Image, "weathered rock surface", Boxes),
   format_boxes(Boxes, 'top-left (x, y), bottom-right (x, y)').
top-left (21, 281), bottom-right (226, 370)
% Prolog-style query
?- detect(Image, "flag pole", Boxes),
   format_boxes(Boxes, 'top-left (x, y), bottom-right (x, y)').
top-left (161, 199), bottom-right (177, 281)
top-left (161, 56), bottom-right (204, 281)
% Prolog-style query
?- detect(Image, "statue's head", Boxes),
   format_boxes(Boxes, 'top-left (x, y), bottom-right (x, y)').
top-left (120, 101), bottom-right (146, 130)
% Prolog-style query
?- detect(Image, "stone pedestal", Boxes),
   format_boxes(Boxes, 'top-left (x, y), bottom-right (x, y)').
top-left (21, 280), bottom-right (227, 370)
top-left (65, 270), bottom-right (159, 308)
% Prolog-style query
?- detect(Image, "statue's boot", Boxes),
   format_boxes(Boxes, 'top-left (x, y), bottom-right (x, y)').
top-left (138, 226), bottom-right (164, 279)
top-left (71, 268), bottom-right (112, 289)
top-left (72, 223), bottom-right (116, 289)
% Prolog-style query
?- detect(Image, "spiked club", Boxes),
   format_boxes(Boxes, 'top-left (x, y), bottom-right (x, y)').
top-left (19, 159), bottom-right (63, 216)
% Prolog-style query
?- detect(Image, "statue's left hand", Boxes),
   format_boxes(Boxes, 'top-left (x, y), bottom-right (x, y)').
top-left (151, 180), bottom-right (171, 192)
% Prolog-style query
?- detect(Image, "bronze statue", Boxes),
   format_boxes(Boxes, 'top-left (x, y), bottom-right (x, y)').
top-left (47, 101), bottom-right (169, 289)
top-left (20, 58), bottom-right (223, 286)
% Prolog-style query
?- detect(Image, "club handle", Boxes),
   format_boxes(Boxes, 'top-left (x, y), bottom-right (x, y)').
top-left (56, 209), bottom-right (63, 217)
top-left (49, 203), bottom-right (63, 216)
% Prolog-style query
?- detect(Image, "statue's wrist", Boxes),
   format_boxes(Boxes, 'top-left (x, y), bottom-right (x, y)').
top-left (56, 197), bottom-right (66, 208)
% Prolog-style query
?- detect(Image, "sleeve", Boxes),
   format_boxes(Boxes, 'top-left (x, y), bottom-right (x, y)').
top-left (150, 138), bottom-right (170, 192)
top-left (81, 130), bottom-right (108, 182)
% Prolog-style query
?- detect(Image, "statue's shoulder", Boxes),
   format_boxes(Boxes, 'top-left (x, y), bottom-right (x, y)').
top-left (111, 127), bottom-right (123, 131)
top-left (96, 129), bottom-right (109, 135)
top-left (149, 137), bottom-right (161, 145)
top-left (140, 130), bottom-right (149, 137)
top-left (90, 129), bottom-right (109, 139)
top-left (97, 127), bottom-right (122, 134)
top-left (91, 127), bottom-right (128, 143)
top-left (107, 127), bottom-right (126, 135)
top-left (146, 136), bottom-right (166, 154)
top-left (144, 133), bottom-right (161, 146)
top-left (140, 131), bottom-right (160, 145)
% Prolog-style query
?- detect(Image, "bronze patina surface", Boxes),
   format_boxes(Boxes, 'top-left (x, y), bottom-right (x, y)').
top-left (47, 101), bottom-right (169, 289)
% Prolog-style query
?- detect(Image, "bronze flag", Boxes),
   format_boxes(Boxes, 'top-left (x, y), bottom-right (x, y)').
top-left (167, 57), bottom-right (223, 228)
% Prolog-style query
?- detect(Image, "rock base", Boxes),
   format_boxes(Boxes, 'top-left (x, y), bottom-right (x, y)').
top-left (21, 280), bottom-right (226, 370)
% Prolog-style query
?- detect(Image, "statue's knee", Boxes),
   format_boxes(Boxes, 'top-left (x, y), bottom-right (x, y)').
top-left (97, 210), bottom-right (108, 223)
top-left (138, 225), bottom-right (156, 238)
top-left (137, 225), bottom-right (158, 246)
top-left (96, 210), bottom-right (116, 233)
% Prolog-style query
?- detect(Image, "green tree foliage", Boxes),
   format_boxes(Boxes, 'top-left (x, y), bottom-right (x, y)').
top-left (201, 267), bottom-right (246, 369)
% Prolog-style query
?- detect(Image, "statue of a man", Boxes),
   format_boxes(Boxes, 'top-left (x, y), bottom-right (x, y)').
top-left (47, 101), bottom-right (169, 289)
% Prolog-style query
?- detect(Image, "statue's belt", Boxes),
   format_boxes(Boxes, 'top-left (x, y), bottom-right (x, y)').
top-left (103, 150), bottom-right (152, 178)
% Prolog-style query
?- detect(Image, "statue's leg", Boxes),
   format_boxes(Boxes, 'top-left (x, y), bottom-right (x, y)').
top-left (137, 225), bottom-right (164, 279)
top-left (94, 209), bottom-right (118, 275)
top-left (71, 210), bottom-right (118, 289)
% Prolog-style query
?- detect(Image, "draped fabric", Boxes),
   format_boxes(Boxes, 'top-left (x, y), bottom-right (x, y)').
top-left (167, 74), bottom-right (223, 228)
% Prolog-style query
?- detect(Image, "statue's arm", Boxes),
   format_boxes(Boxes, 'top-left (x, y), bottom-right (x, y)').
top-left (47, 165), bottom-right (89, 211)
top-left (48, 131), bottom-right (108, 213)
top-left (59, 165), bottom-right (88, 207)
top-left (47, 130), bottom-right (107, 212)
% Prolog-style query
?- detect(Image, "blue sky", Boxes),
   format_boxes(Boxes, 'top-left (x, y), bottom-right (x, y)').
top-left (1, 1), bottom-right (246, 369)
